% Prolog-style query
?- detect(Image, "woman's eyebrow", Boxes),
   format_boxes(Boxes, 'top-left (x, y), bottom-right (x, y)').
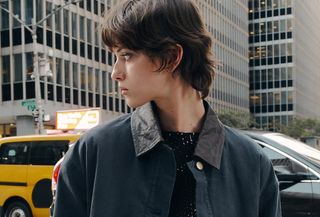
top-left (116, 48), bottom-right (123, 53)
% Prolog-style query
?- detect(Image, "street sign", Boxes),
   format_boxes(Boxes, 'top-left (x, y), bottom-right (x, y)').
top-left (56, 108), bottom-right (101, 130)
top-left (21, 99), bottom-right (37, 111)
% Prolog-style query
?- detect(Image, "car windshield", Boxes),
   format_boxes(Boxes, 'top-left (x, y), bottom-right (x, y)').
top-left (264, 133), bottom-right (320, 165)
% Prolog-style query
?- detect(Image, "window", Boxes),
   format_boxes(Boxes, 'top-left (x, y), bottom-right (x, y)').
top-left (65, 87), bottom-right (70, 103)
top-left (108, 51), bottom-right (113, 66)
top-left (48, 83), bottom-right (54, 100)
top-left (65, 60), bottom-right (70, 87)
top-left (73, 63), bottom-right (78, 88)
top-left (14, 54), bottom-right (23, 82)
top-left (95, 47), bottom-right (100, 61)
top-left (260, 22), bottom-right (266, 34)
top-left (63, 9), bottom-right (69, 35)
top-left (261, 93), bottom-right (267, 105)
top-left (273, 21), bottom-right (279, 33)
top-left (72, 39), bottom-right (77, 55)
top-left (103, 71), bottom-right (107, 94)
top-left (285, 18), bottom-right (292, 31)
top-left (287, 43), bottom-right (292, 56)
top-left (36, 0), bottom-right (43, 22)
top-left (87, 0), bottom-right (91, 12)
top-left (95, 22), bottom-right (99, 46)
top-left (88, 67), bottom-right (93, 91)
top-left (45, 1), bottom-right (52, 28)
top-left (1, 30), bottom-right (9, 47)
top-left (280, 43), bottom-right (286, 57)
top-left (80, 65), bottom-right (86, 90)
top-left (275, 92), bottom-right (280, 104)
top-left (0, 142), bottom-right (29, 165)
top-left (64, 36), bottom-right (69, 52)
top-left (73, 89), bottom-right (78, 105)
top-left (80, 16), bottom-right (85, 40)
top-left (25, 52), bottom-right (33, 81)
top-left (26, 81), bottom-right (35, 99)
top-left (25, 0), bottom-right (33, 24)
top-left (55, 6), bottom-right (61, 32)
top-left (280, 20), bottom-right (286, 32)
top-left (281, 91), bottom-right (287, 105)
top-left (47, 56), bottom-right (53, 82)
top-left (29, 141), bottom-right (69, 165)
top-left (94, 0), bottom-right (99, 14)
top-left (14, 82), bottom-right (23, 100)
top-left (13, 28), bottom-right (22, 45)
top-left (56, 58), bottom-right (62, 85)
top-left (87, 19), bottom-right (92, 44)
top-left (80, 42), bottom-right (85, 57)
top-left (12, 0), bottom-right (21, 28)
top-left (2, 55), bottom-right (11, 83)
top-left (274, 44), bottom-right (279, 57)
top-left (288, 91), bottom-right (293, 104)
top-left (81, 91), bottom-right (86, 106)
top-left (95, 69), bottom-right (100, 92)
top-left (57, 86), bottom-right (62, 102)
top-left (72, 13), bottom-right (77, 38)
top-left (55, 33), bottom-right (61, 50)
top-left (0, 1), bottom-right (9, 30)
top-left (101, 2), bottom-right (106, 14)
top-left (47, 30), bottom-right (53, 47)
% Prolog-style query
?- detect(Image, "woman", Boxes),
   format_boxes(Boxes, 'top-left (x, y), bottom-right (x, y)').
top-left (53, 0), bottom-right (281, 217)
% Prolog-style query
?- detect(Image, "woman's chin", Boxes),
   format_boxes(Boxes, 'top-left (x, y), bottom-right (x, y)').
top-left (126, 99), bottom-right (149, 109)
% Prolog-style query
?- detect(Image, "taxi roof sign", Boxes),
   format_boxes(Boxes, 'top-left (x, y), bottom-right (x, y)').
top-left (56, 108), bottom-right (101, 130)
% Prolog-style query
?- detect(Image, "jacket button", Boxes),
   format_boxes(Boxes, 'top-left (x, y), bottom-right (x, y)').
top-left (196, 161), bottom-right (204, 170)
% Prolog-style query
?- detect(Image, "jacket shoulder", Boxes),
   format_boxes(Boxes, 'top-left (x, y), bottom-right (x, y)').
top-left (68, 113), bottom-right (133, 158)
top-left (84, 113), bottom-right (132, 142)
top-left (223, 126), bottom-right (266, 159)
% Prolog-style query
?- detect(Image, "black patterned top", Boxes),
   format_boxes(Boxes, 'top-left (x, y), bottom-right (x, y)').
top-left (162, 131), bottom-right (199, 217)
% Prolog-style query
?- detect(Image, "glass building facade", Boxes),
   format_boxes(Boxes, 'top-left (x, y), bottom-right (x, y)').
top-left (0, 0), bottom-right (249, 136)
top-left (196, 0), bottom-right (249, 113)
top-left (249, 0), bottom-right (320, 130)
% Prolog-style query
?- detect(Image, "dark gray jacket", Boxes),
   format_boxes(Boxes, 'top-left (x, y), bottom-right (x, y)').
top-left (53, 101), bottom-right (281, 217)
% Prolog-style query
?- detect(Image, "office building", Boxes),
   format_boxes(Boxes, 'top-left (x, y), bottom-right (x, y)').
top-left (249, 0), bottom-right (320, 130)
top-left (196, 0), bottom-right (249, 114)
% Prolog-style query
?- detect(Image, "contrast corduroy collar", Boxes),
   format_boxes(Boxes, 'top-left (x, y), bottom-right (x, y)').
top-left (131, 101), bottom-right (225, 169)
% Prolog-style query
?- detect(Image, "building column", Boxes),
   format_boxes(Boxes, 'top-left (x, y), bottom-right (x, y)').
top-left (16, 115), bottom-right (35, 136)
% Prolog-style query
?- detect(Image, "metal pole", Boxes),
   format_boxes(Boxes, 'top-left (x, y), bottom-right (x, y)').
top-left (32, 19), bottom-right (44, 134)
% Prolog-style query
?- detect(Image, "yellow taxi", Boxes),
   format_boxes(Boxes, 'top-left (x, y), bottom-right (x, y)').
top-left (0, 134), bottom-right (80, 217)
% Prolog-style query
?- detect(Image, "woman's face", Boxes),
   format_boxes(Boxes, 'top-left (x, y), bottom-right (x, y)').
top-left (111, 48), bottom-right (171, 108)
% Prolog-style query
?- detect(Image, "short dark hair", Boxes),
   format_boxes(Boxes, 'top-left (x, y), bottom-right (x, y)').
top-left (102, 0), bottom-right (215, 98)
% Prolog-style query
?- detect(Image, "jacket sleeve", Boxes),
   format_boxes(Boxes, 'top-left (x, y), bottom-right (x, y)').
top-left (259, 153), bottom-right (282, 217)
top-left (53, 139), bottom-right (88, 217)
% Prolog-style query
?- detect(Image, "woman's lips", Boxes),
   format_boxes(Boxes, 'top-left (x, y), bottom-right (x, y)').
top-left (120, 87), bottom-right (128, 95)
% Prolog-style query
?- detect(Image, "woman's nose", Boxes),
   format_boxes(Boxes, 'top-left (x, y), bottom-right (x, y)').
top-left (111, 62), bottom-right (125, 81)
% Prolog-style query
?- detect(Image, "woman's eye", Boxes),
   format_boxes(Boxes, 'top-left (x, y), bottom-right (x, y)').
top-left (121, 53), bottom-right (132, 61)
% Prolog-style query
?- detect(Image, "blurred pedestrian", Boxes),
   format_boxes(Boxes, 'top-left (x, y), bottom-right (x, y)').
top-left (53, 0), bottom-right (281, 216)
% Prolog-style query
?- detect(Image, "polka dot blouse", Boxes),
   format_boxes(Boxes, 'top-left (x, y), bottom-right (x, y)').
top-left (162, 131), bottom-right (199, 217)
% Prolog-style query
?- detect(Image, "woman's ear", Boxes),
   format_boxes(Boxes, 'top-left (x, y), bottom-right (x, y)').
top-left (168, 44), bottom-right (183, 73)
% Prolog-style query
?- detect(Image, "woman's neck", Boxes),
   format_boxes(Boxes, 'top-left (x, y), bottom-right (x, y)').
top-left (155, 89), bottom-right (206, 133)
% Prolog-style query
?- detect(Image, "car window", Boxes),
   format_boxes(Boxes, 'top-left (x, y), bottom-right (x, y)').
top-left (29, 141), bottom-right (69, 165)
top-left (0, 142), bottom-right (29, 165)
top-left (264, 134), bottom-right (320, 165)
top-left (261, 145), bottom-right (318, 180)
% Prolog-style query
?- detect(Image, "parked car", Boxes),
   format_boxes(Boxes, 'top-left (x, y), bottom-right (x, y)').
top-left (243, 130), bottom-right (320, 217)
top-left (0, 134), bottom-right (80, 217)
top-left (50, 152), bottom-right (68, 217)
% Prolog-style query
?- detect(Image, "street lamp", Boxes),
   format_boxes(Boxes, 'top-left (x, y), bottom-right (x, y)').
top-left (0, 0), bottom-right (83, 134)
